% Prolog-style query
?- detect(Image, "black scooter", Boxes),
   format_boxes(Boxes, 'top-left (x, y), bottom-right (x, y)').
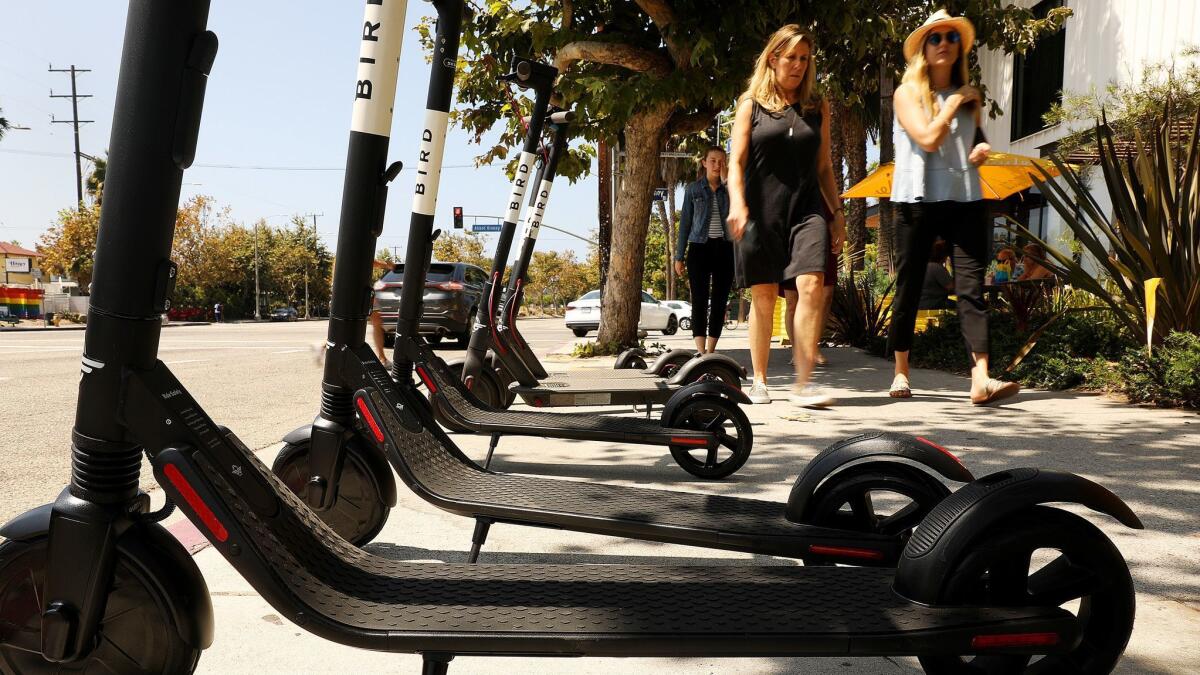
top-left (0, 2), bottom-right (1141, 673)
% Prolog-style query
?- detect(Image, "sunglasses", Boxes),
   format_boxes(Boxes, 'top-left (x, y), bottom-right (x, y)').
top-left (926, 30), bottom-right (961, 47)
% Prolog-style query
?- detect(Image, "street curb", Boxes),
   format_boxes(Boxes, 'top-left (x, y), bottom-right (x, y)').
top-left (1, 321), bottom-right (212, 332)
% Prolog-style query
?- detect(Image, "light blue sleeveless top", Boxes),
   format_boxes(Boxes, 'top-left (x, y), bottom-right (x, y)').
top-left (891, 88), bottom-right (983, 203)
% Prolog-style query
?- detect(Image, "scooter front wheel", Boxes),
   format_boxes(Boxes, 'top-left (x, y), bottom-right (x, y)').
top-left (272, 439), bottom-right (390, 546)
top-left (917, 505), bottom-right (1135, 674)
top-left (666, 396), bottom-right (753, 479)
top-left (0, 536), bottom-right (201, 674)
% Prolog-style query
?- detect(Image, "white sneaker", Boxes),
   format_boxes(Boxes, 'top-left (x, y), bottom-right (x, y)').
top-left (747, 381), bottom-right (771, 404)
top-left (791, 385), bottom-right (834, 409)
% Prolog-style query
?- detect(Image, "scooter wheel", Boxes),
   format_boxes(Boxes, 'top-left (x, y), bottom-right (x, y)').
top-left (667, 396), bottom-right (753, 479)
top-left (801, 463), bottom-right (949, 565)
top-left (917, 505), bottom-right (1134, 674)
top-left (0, 536), bottom-right (202, 674)
top-left (688, 364), bottom-right (742, 390)
top-left (272, 439), bottom-right (390, 546)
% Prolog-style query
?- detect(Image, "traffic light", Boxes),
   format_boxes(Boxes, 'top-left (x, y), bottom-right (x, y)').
top-left (453, 206), bottom-right (464, 229)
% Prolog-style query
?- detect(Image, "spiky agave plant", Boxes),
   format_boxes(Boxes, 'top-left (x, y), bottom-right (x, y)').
top-left (1017, 105), bottom-right (1200, 342)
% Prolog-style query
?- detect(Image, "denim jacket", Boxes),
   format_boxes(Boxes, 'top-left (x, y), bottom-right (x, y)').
top-left (675, 178), bottom-right (729, 261)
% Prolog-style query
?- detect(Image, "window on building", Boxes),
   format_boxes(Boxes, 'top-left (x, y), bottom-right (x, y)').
top-left (1010, 0), bottom-right (1065, 140)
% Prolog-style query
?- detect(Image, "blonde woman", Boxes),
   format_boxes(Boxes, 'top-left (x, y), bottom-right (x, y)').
top-left (727, 25), bottom-right (846, 407)
top-left (888, 10), bottom-right (1018, 404)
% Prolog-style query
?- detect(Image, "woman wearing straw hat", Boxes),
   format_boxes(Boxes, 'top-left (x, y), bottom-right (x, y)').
top-left (726, 24), bottom-right (846, 407)
top-left (887, 9), bottom-right (1019, 405)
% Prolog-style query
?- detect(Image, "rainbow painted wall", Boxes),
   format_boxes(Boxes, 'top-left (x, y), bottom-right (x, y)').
top-left (0, 287), bottom-right (43, 319)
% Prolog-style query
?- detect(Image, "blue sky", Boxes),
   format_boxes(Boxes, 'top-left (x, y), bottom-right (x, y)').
top-left (0, 1), bottom-right (601, 259)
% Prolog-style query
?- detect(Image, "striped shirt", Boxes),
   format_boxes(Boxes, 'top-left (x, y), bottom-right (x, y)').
top-left (707, 192), bottom-right (724, 239)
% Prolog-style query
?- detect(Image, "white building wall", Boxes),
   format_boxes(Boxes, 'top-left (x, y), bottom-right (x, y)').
top-left (977, 0), bottom-right (1200, 249)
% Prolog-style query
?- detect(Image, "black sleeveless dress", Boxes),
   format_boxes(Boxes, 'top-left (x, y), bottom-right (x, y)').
top-left (735, 101), bottom-right (828, 288)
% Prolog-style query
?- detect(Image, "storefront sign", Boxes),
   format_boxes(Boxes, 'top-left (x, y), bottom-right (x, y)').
top-left (5, 258), bottom-right (31, 273)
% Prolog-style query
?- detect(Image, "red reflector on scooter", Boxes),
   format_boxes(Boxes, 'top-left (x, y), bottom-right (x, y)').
top-left (916, 435), bottom-right (964, 467)
top-left (807, 544), bottom-right (885, 561)
top-left (971, 632), bottom-right (1060, 649)
top-left (670, 437), bottom-right (709, 446)
top-left (356, 397), bottom-right (385, 444)
top-left (163, 464), bottom-right (229, 543)
top-left (416, 366), bottom-right (438, 393)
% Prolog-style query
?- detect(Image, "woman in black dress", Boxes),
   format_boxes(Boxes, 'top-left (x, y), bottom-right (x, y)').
top-left (727, 24), bottom-right (846, 407)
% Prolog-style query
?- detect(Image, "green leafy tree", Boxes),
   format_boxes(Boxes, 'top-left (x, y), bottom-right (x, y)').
top-left (1044, 47), bottom-right (1200, 159)
top-left (431, 231), bottom-right (491, 270)
top-left (37, 203), bottom-right (102, 288)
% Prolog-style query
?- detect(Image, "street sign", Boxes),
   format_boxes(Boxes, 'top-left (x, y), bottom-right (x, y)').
top-left (470, 223), bottom-right (502, 233)
top-left (652, 188), bottom-right (668, 202)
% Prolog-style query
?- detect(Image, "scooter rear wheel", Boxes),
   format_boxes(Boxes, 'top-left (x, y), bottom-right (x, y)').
top-left (917, 505), bottom-right (1135, 674)
top-left (0, 536), bottom-right (201, 674)
top-left (272, 439), bottom-right (390, 546)
top-left (666, 397), bottom-right (753, 479)
top-left (801, 463), bottom-right (949, 565)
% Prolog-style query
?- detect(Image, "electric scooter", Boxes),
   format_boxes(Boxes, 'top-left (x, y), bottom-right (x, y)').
top-left (0, 3), bottom-right (1142, 673)
top-left (408, 98), bottom-right (756, 479)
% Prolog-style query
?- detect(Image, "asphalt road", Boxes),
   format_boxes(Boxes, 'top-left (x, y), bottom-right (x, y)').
top-left (0, 317), bottom-right (688, 524)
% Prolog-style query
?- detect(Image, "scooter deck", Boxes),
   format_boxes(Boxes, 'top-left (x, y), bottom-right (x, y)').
top-left (510, 374), bottom-right (676, 407)
top-left (351, 346), bottom-right (894, 562)
top-left (168, 379), bottom-right (1074, 659)
top-left (430, 350), bottom-right (710, 446)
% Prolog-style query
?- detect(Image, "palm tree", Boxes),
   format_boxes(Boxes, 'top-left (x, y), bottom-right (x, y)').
top-left (0, 104), bottom-right (11, 142)
top-left (86, 156), bottom-right (107, 205)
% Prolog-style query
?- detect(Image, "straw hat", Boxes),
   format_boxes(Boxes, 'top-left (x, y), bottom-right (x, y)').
top-left (903, 9), bottom-right (976, 62)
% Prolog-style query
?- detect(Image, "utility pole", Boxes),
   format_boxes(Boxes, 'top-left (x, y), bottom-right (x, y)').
top-left (299, 213), bottom-right (322, 319)
top-left (49, 64), bottom-right (93, 210)
top-left (253, 221), bottom-right (262, 320)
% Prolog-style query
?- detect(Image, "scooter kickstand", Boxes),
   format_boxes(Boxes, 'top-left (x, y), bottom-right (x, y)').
top-left (467, 518), bottom-right (492, 563)
top-left (483, 433), bottom-right (501, 470)
top-left (422, 652), bottom-right (454, 674)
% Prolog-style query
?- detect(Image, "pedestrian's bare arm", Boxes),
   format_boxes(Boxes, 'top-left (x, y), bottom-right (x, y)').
top-left (725, 98), bottom-right (754, 240)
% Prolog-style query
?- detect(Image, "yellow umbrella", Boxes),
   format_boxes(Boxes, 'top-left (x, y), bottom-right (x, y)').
top-left (842, 152), bottom-right (1065, 201)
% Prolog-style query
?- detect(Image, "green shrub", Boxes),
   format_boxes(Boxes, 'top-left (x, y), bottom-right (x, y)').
top-left (571, 340), bottom-right (626, 358)
top-left (1105, 331), bottom-right (1200, 408)
top-left (828, 269), bottom-right (893, 349)
top-left (907, 307), bottom-right (1133, 389)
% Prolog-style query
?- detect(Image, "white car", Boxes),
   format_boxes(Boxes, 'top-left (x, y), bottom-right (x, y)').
top-left (565, 290), bottom-right (679, 338)
top-left (661, 300), bottom-right (693, 331)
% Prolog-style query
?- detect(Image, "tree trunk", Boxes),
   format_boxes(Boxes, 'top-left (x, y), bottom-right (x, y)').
top-left (598, 104), bottom-right (673, 346)
top-left (655, 197), bottom-right (673, 300)
top-left (878, 68), bottom-right (896, 275)
top-left (829, 102), bottom-right (847, 272)
top-left (662, 156), bottom-right (683, 301)
top-left (597, 138), bottom-right (613, 293)
top-left (843, 110), bottom-right (868, 271)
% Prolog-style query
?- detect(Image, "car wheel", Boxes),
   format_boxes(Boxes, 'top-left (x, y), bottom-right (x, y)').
top-left (662, 314), bottom-right (678, 336)
top-left (572, 328), bottom-right (588, 338)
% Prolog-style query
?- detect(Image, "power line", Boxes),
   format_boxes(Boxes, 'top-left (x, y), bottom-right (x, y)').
top-left (48, 64), bottom-right (93, 209)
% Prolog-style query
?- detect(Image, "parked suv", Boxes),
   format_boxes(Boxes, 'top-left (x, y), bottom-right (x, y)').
top-left (374, 261), bottom-right (487, 347)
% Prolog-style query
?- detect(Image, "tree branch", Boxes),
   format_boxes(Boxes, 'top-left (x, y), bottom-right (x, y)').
top-left (554, 40), bottom-right (672, 78)
top-left (667, 107), bottom-right (719, 137)
top-left (562, 0), bottom-right (573, 31)
top-left (634, 0), bottom-right (691, 67)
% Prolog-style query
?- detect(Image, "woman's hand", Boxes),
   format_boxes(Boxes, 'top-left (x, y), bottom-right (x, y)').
top-left (727, 203), bottom-right (749, 241)
top-left (956, 85), bottom-right (982, 108)
top-left (830, 211), bottom-right (846, 253)
top-left (969, 142), bottom-right (991, 166)
top-left (673, 260), bottom-right (685, 276)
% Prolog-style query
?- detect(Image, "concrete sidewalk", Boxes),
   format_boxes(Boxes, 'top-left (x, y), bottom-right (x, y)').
top-left (175, 327), bottom-right (1198, 673)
